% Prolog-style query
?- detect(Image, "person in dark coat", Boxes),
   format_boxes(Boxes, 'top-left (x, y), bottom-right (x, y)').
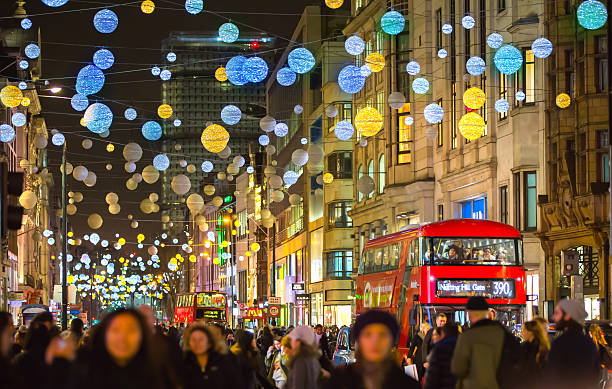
top-left (521, 319), bottom-right (550, 387)
top-left (14, 316), bottom-right (54, 389)
top-left (286, 326), bottom-right (322, 389)
top-left (1, 312), bottom-right (23, 389)
top-left (544, 299), bottom-right (600, 389)
top-left (326, 310), bottom-right (420, 389)
top-left (424, 323), bottom-right (458, 389)
top-left (314, 324), bottom-right (332, 360)
top-left (421, 312), bottom-right (446, 366)
top-left (406, 322), bottom-right (430, 379)
top-left (231, 329), bottom-right (268, 389)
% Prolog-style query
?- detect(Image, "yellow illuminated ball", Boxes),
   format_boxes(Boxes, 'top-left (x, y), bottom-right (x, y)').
top-left (458, 112), bottom-right (486, 140)
top-left (463, 87), bottom-right (486, 110)
top-left (325, 0), bottom-right (343, 8)
top-left (251, 242), bottom-right (260, 252)
top-left (323, 173), bottom-right (334, 184)
top-left (0, 86), bottom-right (23, 108)
top-left (556, 93), bottom-right (571, 109)
top-left (215, 67), bottom-right (228, 82)
top-left (201, 124), bottom-right (230, 153)
top-left (21, 97), bottom-right (30, 107)
top-left (141, 0), bottom-right (155, 14)
top-left (213, 257), bottom-right (220, 265)
top-left (355, 106), bottom-right (383, 137)
top-left (118, 238), bottom-right (126, 245)
top-left (366, 52), bottom-right (385, 72)
top-left (80, 118), bottom-right (86, 127)
top-left (157, 104), bottom-right (173, 119)
top-left (189, 255), bottom-right (196, 262)
top-left (106, 143), bottom-right (114, 152)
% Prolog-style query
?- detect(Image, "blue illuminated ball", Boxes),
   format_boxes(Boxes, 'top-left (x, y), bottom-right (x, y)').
top-left (515, 91), bottom-right (526, 101)
top-left (360, 65), bottom-right (372, 77)
top-left (52, 133), bottom-right (65, 146)
top-left (84, 103), bottom-right (113, 134)
top-left (0, 124), bottom-right (15, 143)
top-left (276, 67), bottom-right (296, 86)
top-left (406, 61), bottom-right (420, 75)
top-left (93, 49), bottom-right (114, 70)
top-left (244, 57), bottom-right (268, 83)
top-left (173, 119), bottom-right (182, 127)
top-left (424, 103), bottom-right (444, 124)
top-left (380, 10), bottom-right (405, 35)
top-left (274, 123), bottom-right (288, 137)
top-left (494, 45), bottom-right (523, 75)
top-left (438, 49), bottom-right (448, 58)
top-left (258, 135), bottom-right (270, 146)
top-left (11, 113), bottom-right (26, 127)
top-left (166, 52), bottom-right (177, 62)
top-left (462, 15), bottom-right (475, 29)
top-left (18, 82), bottom-right (27, 90)
top-left (185, 0), bottom-right (203, 14)
top-left (495, 99), bottom-right (510, 113)
top-left (42, 0), bottom-right (68, 6)
top-left (577, 0), bottom-right (608, 30)
top-left (151, 66), bottom-right (161, 76)
top-left (338, 65), bottom-right (366, 94)
top-left (76, 65), bottom-right (105, 96)
top-left (142, 121), bottom-right (162, 141)
top-left (71, 94), bottom-right (89, 111)
top-left (21, 18), bottom-right (32, 30)
top-left (412, 77), bottom-right (429, 94)
top-left (531, 38), bottom-right (553, 59)
top-left (19, 61), bottom-right (29, 70)
top-left (442, 23), bottom-right (453, 34)
top-left (345, 35), bottom-right (365, 55)
top-left (226, 56), bottom-right (248, 86)
top-left (334, 120), bottom-right (354, 141)
top-left (160, 70), bottom-right (172, 81)
top-left (124, 108), bottom-right (137, 120)
top-left (288, 48), bottom-right (315, 74)
top-left (487, 33), bottom-right (503, 49)
top-left (153, 154), bottom-right (170, 171)
top-left (221, 105), bottom-right (242, 125)
top-left (201, 161), bottom-right (213, 172)
top-left (93, 9), bottom-right (118, 34)
top-left (466, 56), bottom-right (486, 75)
top-left (219, 23), bottom-right (239, 43)
top-left (283, 171), bottom-right (299, 185)
top-left (25, 44), bottom-right (40, 59)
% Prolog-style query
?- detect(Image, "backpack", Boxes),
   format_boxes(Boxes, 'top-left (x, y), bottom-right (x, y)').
top-left (496, 325), bottom-right (524, 389)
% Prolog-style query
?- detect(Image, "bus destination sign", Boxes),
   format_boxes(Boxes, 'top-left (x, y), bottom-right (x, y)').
top-left (435, 279), bottom-right (516, 299)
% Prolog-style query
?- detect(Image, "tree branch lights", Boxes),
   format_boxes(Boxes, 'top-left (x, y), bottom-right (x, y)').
top-left (201, 124), bottom-right (230, 153)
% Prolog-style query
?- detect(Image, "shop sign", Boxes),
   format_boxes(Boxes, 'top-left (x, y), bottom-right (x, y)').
top-left (245, 307), bottom-right (266, 319)
top-left (268, 305), bottom-right (280, 317)
top-left (268, 296), bottom-right (282, 304)
top-left (292, 283), bottom-right (304, 291)
top-left (296, 294), bottom-right (309, 304)
top-left (196, 292), bottom-right (226, 309)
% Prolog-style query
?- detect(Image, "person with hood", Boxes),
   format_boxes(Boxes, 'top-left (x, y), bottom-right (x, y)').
top-left (326, 310), bottom-right (420, 389)
top-left (231, 329), bottom-right (266, 389)
top-left (424, 323), bottom-right (459, 389)
top-left (544, 299), bottom-right (600, 389)
top-left (285, 326), bottom-right (322, 389)
top-left (267, 336), bottom-right (290, 388)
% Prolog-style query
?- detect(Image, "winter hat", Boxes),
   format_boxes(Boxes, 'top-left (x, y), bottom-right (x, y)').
top-left (288, 326), bottom-right (316, 346)
top-left (466, 296), bottom-right (490, 311)
top-left (557, 298), bottom-right (588, 325)
top-left (352, 309), bottom-right (400, 342)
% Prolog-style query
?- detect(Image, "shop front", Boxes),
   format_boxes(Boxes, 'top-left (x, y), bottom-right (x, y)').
top-left (323, 304), bottom-right (352, 327)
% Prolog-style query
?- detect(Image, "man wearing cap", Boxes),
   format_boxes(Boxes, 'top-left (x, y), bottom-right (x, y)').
top-left (451, 296), bottom-right (505, 389)
top-left (544, 298), bottom-right (599, 389)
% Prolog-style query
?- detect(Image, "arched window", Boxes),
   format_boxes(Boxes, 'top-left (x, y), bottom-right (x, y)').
top-left (378, 154), bottom-right (385, 193)
top-left (368, 159), bottom-right (374, 198)
top-left (358, 164), bottom-right (363, 201)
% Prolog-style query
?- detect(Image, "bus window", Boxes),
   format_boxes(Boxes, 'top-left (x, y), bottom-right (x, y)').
top-left (374, 247), bottom-right (383, 272)
top-left (382, 245), bottom-right (391, 268)
top-left (426, 237), bottom-right (521, 266)
top-left (361, 244), bottom-right (402, 274)
top-left (389, 243), bottom-right (401, 269)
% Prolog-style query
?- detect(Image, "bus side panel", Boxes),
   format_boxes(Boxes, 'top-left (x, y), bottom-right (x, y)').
top-left (397, 267), bottom-right (422, 358)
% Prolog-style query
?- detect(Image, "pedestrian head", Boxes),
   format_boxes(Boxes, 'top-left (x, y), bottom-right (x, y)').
top-left (589, 324), bottom-right (608, 348)
top-left (273, 337), bottom-right (281, 350)
top-left (523, 320), bottom-right (550, 362)
top-left (352, 309), bottom-right (399, 364)
top-left (183, 323), bottom-right (214, 355)
top-left (0, 312), bottom-right (14, 358)
top-left (24, 319), bottom-right (52, 352)
top-left (432, 327), bottom-right (443, 344)
top-left (207, 323), bottom-right (228, 354)
top-left (288, 325), bottom-right (316, 351)
top-left (315, 324), bottom-right (323, 335)
top-left (93, 308), bottom-right (150, 367)
top-left (534, 317), bottom-right (549, 334)
top-left (466, 296), bottom-right (490, 324)
top-left (419, 322), bottom-right (430, 335)
top-left (70, 318), bottom-right (84, 336)
top-left (235, 329), bottom-right (256, 353)
top-left (441, 322), bottom-right (460, 339)
top-left (553, 299), bottom-right (587, 330)
top-left (435, 312), bottom-right (447, 327)
top-left (281, 334), bottom-right (292, 355)
top-left (32, 311), bottom-right (55, 330)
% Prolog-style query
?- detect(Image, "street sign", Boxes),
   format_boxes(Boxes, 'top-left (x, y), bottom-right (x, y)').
top-left (268, 305), bottom-right (280, 317)
top-left (292, 283), bottom-right (304, 291)
top-left (269, 296), bottom-right (281, 304)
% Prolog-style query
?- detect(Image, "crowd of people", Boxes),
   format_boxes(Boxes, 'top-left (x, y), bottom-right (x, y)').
top-left (0, 297), bottom-right (610, 389)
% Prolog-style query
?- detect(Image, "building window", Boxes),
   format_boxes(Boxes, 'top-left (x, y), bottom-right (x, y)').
top-left (451, 82), bottom-right (457, 149)
top-left (397, 103), bottom-right (412, 163)
top-left (438, 204), bottom-right (444, 221)
top-left (499, 72), bottom-right (508, 120)
top-left (524, 172), bottom-right (537, 229)
top-left (500, 185), bottom-right (508, 224)
top-left (326, 251), bottom-right (353, 278)
top-left (437, 98), bottom-right (443, 147)
top-left (525, 49), bottom-right (535, 104)
top-left (464, 0), bottom-right (470, 61)
top-left (368, 159), bottom-right (374, 198)
top-left (436, 8), bottom-right (443, 50)
top-left (498, 0), bottom-right (506, 12)
top-left (328, 201), bottom-right (353, 228)
top-left (327, 151), bottom-right (352, 179)
top-left (378, 154), bottom-right (385, 193)
top-left (460, 196), bottom-right (487, 219)
top-left (600, 154), bottom-right (610, 183)
top-left (358, 165), bottom-right (363, 201)
top-left (596, 36), bottom-right (608, 93)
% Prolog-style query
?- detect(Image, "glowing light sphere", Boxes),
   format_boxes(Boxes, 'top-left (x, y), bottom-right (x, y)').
top-left (70, 94), bottom-right (89, 112)
top-left (360, 65), bottom-right (372, 77)
top-left (424, 103), bottom-right (444, 124)
top-left (160, 70), bottom-right (172, 81)
top-left (345, 35), bottom-right (365, 55)
top-left (153, 154), bottom-right (170, 171)
top-left (18, 82), bottom-right (27, 90)
top-left (166, 52), bottom-right (177, 63)
top-left (18, 61), bottom-right (29, 70)
top-left (466, 56), bottom-right (486, 76)
top-left (21, 97), bottom-right (30, 107)
top-left (185, 0), bottom-right (203, 14)
top-left (325, 0), bottom-right (343, 8)
top-left (458, 112), bottom-right (486, 140)
top-left (0, 124), bottom-right (15, 142)
top-left (274, 122), bottom-right (289, 137)
top-left (214, 67), bottom-right (227, 82)
top-left (93, 49), bottom-right (114, 70)
top-left (287, 48), bottom-right (316, 74)
top-left (442, 23), bottom-right (453, 34)
top-left (42, 0), bottom-right (68, 6)
top-left (556, 93), bottom-right (571, 108)
top-left (487, 33), bottom-right (503, 49)
top-left (21, 18), bottom-right (32, 30)
top-left (577, 0), bottom-right (608, 30)
top-left (494, 45), bottom-right (523, 75)
top-left (93, 9), bottom-right (118, 34)
top-left (173, 119), bottom-right (181, 127)
top-left (24, 43), bottom-right (40, 59)
top-left (1, 86), bottom-right (22, 108)
top-left (52, 133), bottom-right (65, 146)
top-left (322, 173), bottom-right (334, 184)
top-left (201, 161), bottom-right (213, 172)
top-left (462, 15), bottom-right (475, 29)
top-left (141, 0), bottom-right (155, 13)
top-left (246, 166), bottom-right (254, 174)
top-left (244, 57), bottom-right (269, 83)
top-left (226, 56), bottom-right (248, 86)
top-left (76, 65), bottom-right (105, 96)
top-left (463, 87), bottom-right (486, 109)
top-left (83, 103), bottom-right (113, 134)
top-left (157, 104), bottom-right (173, 119)
top-left (531, 38), bottom-right (553, 59)
top-left (412, 77), bottom-right (429, 94)
top-left (142, 121), bottom-right (162, 141)
top-left (294, 105), bottom-right (303, 114)
top-left (380, 10), bottom-right (405, 35)
top-left (338, 65), bottom-right (366, 94)
top-left (438, 49), bottom-right (448, 58)
top-left (219, 23), bottom-right (239, 43)
top-left (283, 170), bottom-right (299, 185)
top-left (258, 135), bottom-right (270, 146)
top-left (366, 52), bottom-right (385, 72)
top-left (106, 143), bottom-right (114, 152)
top-left (201, 124), bottom-right (230, 153)
top-left (151, 66), bottom-right (161, 76)
top-left (276, 67), bottom-right (297, 86)
top-left (334, 120), bottom-right (354, 141)
top-left (124, 108), bottom-right (137, 120)
top-left (405, 116), bottom-right (414, 125)
top-left (406, 61), bottom-right (420, 75)
top-left (495, 98), bottom-right (510, 113)
top-left (11, 113), bottom-right (26, 127)
top-left (355, 107), bottom-right (383, 137)
top-left (220, 105), bottom-right (241, 126)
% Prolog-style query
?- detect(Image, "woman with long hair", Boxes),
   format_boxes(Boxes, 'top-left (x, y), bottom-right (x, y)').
top-left (285, 326), bottom-right (321, 389)
top-left (589, 324), bottom-right (612, 375)
top-left (231, 329), bottom-right (266, 389)
top-left (521, 319), bottom-right (551, 386)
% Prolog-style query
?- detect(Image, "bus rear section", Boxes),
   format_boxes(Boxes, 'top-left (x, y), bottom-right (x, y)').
top-left (174, 291), bottom-right (228, 325)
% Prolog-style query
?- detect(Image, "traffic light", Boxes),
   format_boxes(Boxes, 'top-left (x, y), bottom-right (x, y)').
top-left (251, 41), bottom-right (259, 49)
top-left (562, 250), bottom-right (580, 276)
top-left (0, 162), bottom-right (24, 239)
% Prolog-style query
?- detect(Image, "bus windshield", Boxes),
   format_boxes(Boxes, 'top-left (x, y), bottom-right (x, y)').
top-left (423, 237), bottom-right (522, 266)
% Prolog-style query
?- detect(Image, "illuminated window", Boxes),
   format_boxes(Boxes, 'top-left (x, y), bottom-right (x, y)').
top-left (397, 103), bottom-right (412, 164)
top-left (328, 201), bottom-right (352, 228)
top-left (451, 82), bottom-right (457, 149)
top-left (460, 196), bottom-right (487, 219)
top-left (525, 50), bottom-right (535, 104)
top-left (436, 8), bottom-right (443, 50)
top-left (499, 71), bottom-right (508, 120)
top-left (368, 159), bottom-right (374, 198)
top-left (358, 165), bottom-right (363, 201)
top-left (437, 98), bottom-right (443, 147)
top-left (378, 154), bottom-right (385, 193)
top-left (326, 251), bottom-right (353, 278)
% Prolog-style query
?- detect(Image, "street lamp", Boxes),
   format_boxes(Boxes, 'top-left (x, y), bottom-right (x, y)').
top-left (49, 87), bottom-right (62, 94)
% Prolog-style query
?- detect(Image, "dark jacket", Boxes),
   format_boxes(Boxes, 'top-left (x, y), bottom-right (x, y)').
top-left (286, 353), bottom-right (321, 389)
top-left (408, 332), bottom-right (425, 378)
top-left (421, 328), bottom-right (434, 364)
top-left (326, 362), bottom-right (421, 389)
top-left (521, 339), bottom-right (547, 385)
top-left (544, 327), bottom-right (600, 389)
top-left (424, 336), bottom-right (457, 389)
top-left (182, 350), bottom-right (241, 389)
top-left (317, 333), bottom-right (332, 359)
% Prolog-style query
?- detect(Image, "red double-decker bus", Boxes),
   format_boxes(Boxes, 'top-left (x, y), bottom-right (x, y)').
top-left (356, 219), bottom-right (526, 357)
top-left (174, 291), bottom-right (228, 325)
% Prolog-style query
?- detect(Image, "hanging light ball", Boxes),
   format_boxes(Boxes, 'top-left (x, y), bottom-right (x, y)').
top-left (404, 116), bottom-right (414, 126)
top-left (141, 0), bottom-right (155, 13)
top-left (19, 61), bottom-right (29, 70)
top-left (463, 87), bottom-right (486, 109)
top-left (151, 66), bottom-right (161, 76)
top-left (380, 10), bottom-right (405, 35)
top-left (21, 18), bottom-right (32, 30)
top-left (338, 65), bottom-right (366, 94)
top-left (34, 135), bottom-right (47, 149)
top-left (215, 67), bottom-right (227, 82)
top-left (494, 99), bottom-right (510, 113)
top-left (160, 70), bottom-right (172, 81)
top-left (221, 105), bottom-right (242, 125)
top-left (366, 52), bottom-right (385, 72)
top-left (515, 91), bottom-right (526, 101)
top-left (258, 135), bottom-right (270, 146)
top-left (153, 154), bottom-right (170, 171)
top-left (406, 60), bottom-right (420, 75)
top-left (24, 43), bottom-right (40, 59)
top-left (487, 33), bottom-right (504, 49)
top-left (412, 77), bottom-right (430, 94)
top-left (458, 112), bottom-right (486, 140)
top-left (294, 105), bottom-right (303, 114)
top-left (388, 92), bottom-right (406, 109)
top-left (19, 191), bottom-right (37, 209)
top-left (71, 94), bottom-right (89, 112)
top-left (218, 22), bottom-right (239, 43)
top-left (20, 97), bottom-right (30, 107)
top-left (76, 65), bottom-right (105, 96)
top-left (82, 139), bottom-right (93, 150)
top-left (1, 85), bottom-right (23, 108)
top-left (260, 115), bottom-right (276, 132)
top-left (357, 175), bottom-right (376, 195)
top-left (326, 105), bottom-right (339, 118)
top-left (124, 108), bottom-right (137, 120)
top-left (291, 149), bottom-right (309, 166)
top-left (166, 52), bottom-right (177, 62)
top-left (345, 35), bottom-right (365, 55)
top-left (142, 165), bottom-right (159, 184)
top-left (124, 162), bottom-right (136, 173)
top-left (287, 48), bottom-right (316, 74)
top-left (360, 65), bottom-right (372, 77)
top-left (438, 49), bottom-right (448, 58)
top-left (494, 45), bottom-right (523, 75)
top-left (123, 142), bottom-right (143, 162)
top-left (11, 113), bottom-right (26, 127)
top-left (0, 124), bottom-right (15, 143)
top-left (323, 173), bottom-right (334, 184)
top-left (442, 23), bottom-right (453, 34)
top-left (186, 193), bottom-right (204, 214)
top-left (355, 107), bottom-right (383, 137)
top-left (466, 56), bottom-right (486, 76)
top-left (577, 0), bottom-right (608, 30)
top-left (325, 0), bottom-right (343, 8)
top-left (42, 0), bottom-right (68, 6)
top-left (87, 213), bottom-right (104, 229)
top-left (225, 55), bottom-right (247, 86)
top-left (274, 122), bottom-right (289, 137)
top-left (556, 93), bottom-right (571, 109)
top-left (185, 0), bottom-right (204, 14)
top-left (171, 174), bottom-right (191, 195)
top-left (462, 15), bottom-right (476, 29)
top-left (424, 103), bottom-right (445, 124)
top-left (201, 160), bottom-right (213, 173)
top-left (93, 48), bottom-right (114, 70)
top-left (244, 57), bottom-right (269, 83)
top-left (157, 104), bottom-right (173, 119)
top-left (52, 133), bottom-right (65, 146)
top-left (276, 67), bottom-right (297, 86)
top-left (201, 124), bottom-right (230, 153)
top-left (18, 82), bottom-right (27, 90)
top-left (83, 103), bottom-right (113, 134)
top-left (283, 170), bottom-right (299, 186)
top-left (531, 38), bottom-right (553, 59)
top-left (142, 121), bottom-right (162, 141)
top-left (93, 9), bottom-right (119, 34)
